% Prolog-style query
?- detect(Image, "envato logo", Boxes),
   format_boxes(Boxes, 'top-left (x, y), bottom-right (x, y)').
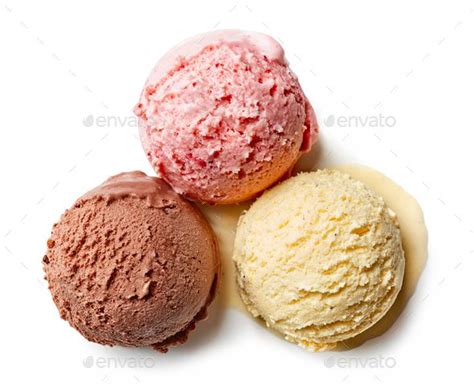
top-left (324, 355), bottom-right (397, 369)
top-left (82, 355), bottom-right (157, 369)
top-left (82, 114), bottom-right (138, 128)
top-left (323, 114), bottom-right (396, 128)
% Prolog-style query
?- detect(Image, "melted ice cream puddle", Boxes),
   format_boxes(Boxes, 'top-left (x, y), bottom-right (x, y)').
top-left (198, 164), bottom-right (428, 349)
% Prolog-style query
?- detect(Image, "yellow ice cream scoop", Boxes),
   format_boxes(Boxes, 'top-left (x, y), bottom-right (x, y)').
top-left (233, 170), bottom-right (405, 351)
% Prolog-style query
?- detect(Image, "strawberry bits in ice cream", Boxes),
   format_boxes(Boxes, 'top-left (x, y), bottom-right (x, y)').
top-left (135, 30), bottom-right (318, 204)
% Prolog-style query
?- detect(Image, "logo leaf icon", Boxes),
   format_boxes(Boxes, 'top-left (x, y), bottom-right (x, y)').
top-left (83, 115), bottom-right (94, 127)
top-left (323, 115), bottom-right (335, 127)
top-left (83, 356), bottom-right (94, 368)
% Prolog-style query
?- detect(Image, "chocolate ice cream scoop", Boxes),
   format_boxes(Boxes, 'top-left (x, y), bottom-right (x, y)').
top-left (43, 171), bottom-right (219, 352)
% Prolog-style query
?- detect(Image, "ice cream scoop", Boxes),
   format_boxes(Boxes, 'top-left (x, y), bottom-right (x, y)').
top-left (43, 171), bottom-right (219, 352)
top-left (233, 170), bottom-right (405, 351)
top-left (134, 30), bottom-right (318, 204)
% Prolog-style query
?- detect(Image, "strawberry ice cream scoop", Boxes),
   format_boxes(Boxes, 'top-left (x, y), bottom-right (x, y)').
top-left (134, 30), bottom-right (318, 204)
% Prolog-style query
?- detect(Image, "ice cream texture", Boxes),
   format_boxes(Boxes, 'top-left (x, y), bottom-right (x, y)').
top-left (233, 170), bottom-right (405, 350)
top-left (135, 30), bottom-right (318, 204)
top-left (43, 171), bottom-right (219, 352)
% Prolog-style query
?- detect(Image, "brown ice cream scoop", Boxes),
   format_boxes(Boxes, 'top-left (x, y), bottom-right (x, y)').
top-left (43, 171), bottom-right (219, 352)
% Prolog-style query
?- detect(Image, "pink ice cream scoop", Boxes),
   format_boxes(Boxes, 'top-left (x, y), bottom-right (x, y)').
top-left (134, 30), bottom-right (318, 204)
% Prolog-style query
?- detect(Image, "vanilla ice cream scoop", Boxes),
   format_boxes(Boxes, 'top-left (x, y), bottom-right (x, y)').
top-left (233, 170), bottom-right (405, 350)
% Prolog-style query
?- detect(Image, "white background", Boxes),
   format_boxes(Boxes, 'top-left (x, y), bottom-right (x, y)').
top-left (1, 0), bottom-right (473, 390)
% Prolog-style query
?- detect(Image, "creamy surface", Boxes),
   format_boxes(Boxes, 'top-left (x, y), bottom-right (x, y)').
top-left (135, 30), bottom-right (317, 204)
top-left (332, 165), bottom-right (428, 349)
top-left (145, 30), bottom-right (286, 86)
top-left (198, 164), bottom-right (428, 349)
